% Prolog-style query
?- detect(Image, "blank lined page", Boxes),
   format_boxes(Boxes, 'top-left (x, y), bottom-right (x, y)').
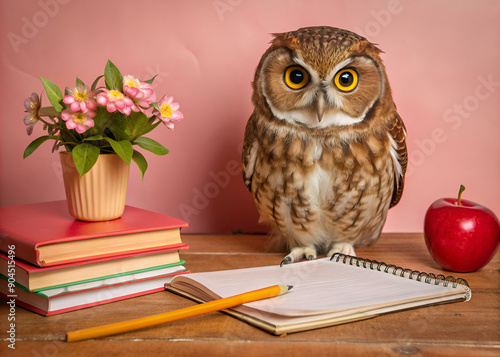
top-left (169, 258), bottom-right (469, 317)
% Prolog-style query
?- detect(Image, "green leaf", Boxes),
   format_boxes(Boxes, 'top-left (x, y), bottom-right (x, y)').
top-left (38, 107), bottom-right (60, 118)
top-left (92, 106), bottom-right (110, 130)
top-left (132, 150), bottom-right (148, 179)
top-left (126, 111), bottom-right (159, 140)
top-left (83, 135), bottom-right (104, 141)
top-left (143, 74), bottom-right (158, 84)
top-left (107, 112), bottom-right (131, 141)
top-left (39, 77), bottom-right (63, 112)
top-left (133, 137), bottom-right (169, 156)
top-left (104, 60), bottom-right (123, 90)
top-left (72, 143), bottom-right (100, 176)
top-left (91, 75), bottom-right (104, 91)
top-left (151, 102), bottom-right (160, 112)
top-left (76, 77), bottom-right (85, 87)
top-left (104, 138), bottom-right (133, 165)
top-left (23, 135), bottom-right (56, 159)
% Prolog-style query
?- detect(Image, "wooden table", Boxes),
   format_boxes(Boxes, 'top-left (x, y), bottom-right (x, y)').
top-left (1, 233), bottom-right (499, 356)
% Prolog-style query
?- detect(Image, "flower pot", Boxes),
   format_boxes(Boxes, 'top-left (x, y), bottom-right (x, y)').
top-left (60, 152), bottom-right (130, 221)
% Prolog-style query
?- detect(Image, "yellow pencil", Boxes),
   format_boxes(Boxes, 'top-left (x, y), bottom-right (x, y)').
top-left (67, 284), bottom-right (292, 342)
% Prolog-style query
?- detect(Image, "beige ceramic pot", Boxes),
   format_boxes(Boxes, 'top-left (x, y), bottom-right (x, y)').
top-left (60, 152), bottom-right (130, 221)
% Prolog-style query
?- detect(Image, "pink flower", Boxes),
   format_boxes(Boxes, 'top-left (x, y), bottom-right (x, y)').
top-left (61, 110), bottom-right (96, 134)
top-left (63, 84), bottom-right (97, 113)
top-left (96, 89), bottom-right (134, 115)
top-left (155, 96), bottom-right (183, 129)
top-left (123, 75), bottom-right (157, 112)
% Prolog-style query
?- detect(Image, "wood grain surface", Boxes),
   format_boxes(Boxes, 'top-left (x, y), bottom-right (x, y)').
top-left (1, 233), bottom-right (499, 356)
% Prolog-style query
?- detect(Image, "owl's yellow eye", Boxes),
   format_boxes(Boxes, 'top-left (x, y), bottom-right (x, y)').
top-left (334, 68), bottom-right (358, 92)
top-left (284, 66), bottom-right (309, 90)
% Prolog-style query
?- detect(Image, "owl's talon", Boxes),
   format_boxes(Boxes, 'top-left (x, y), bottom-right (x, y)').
top-left (304, 247), bottom-right (317, 261)
top-left (280, 256), bottom-right (293, 267)
top-left (327, 243), bottom-right (356, 258)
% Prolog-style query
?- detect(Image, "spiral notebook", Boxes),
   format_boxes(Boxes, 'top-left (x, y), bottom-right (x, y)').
top-left (165, 254), bottom-right (471, 335)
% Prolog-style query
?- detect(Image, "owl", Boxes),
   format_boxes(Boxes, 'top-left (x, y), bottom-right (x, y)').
top-left (242, 26), bottom-right (407, 265)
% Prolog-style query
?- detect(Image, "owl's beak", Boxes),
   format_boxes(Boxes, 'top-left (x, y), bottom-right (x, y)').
top-left (315, 94), bottom-right (326, 122)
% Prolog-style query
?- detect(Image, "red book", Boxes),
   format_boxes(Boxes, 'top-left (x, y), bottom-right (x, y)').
top-left (0, 201), bottom-right (188, 267)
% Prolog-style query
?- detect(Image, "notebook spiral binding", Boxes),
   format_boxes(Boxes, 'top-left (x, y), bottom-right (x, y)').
top-left (330, 253), bottom-right (470, 290)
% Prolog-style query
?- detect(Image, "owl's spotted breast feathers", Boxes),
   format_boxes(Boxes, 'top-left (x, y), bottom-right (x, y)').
top-left (245, 117), bottom-right (396, 249)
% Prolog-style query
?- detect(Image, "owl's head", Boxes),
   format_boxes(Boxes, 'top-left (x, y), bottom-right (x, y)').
top-left (252, 26), bottom-right (395, 130)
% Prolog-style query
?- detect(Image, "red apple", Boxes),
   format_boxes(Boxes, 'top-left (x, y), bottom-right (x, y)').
top-left (424, 185), bottom-right (500, 272)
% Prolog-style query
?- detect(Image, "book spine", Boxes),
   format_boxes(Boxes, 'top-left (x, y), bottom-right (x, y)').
top-left (0, 232), bottom-right (41, 267)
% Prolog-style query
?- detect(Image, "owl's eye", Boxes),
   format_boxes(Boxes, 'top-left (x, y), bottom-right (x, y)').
top-left (284, 66), bottom-right (309, 90)
top-left (334, 68), bottom-right (358, 92)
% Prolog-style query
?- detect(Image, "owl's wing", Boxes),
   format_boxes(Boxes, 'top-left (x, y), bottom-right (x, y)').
top-left (242, 113), bottom-right (259, 191)
top-left (388, 113), bottom-right (407, 208)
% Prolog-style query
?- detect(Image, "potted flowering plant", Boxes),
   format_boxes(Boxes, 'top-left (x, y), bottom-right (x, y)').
top-left (24, 60), bottom-right (182, 177)
top-left (23, 60), bottom-right (183, 221)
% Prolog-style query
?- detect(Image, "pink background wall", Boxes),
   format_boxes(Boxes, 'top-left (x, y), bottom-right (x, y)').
top-left (1, 0), bottom-right (499, 234)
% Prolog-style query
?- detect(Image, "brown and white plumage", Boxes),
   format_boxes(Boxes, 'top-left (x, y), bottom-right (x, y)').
top-left (242, 26), bottom-right (407, 264)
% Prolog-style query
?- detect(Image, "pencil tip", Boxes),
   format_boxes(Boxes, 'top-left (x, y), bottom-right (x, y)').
top-left (278, 284), bottom-right (293, 294)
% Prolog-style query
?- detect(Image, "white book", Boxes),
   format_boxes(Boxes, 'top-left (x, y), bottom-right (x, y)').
top-left (1, 265), bottom-right (189, 316)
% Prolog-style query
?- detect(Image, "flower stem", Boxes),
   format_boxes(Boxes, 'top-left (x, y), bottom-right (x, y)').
top-left (38, 117), bottom-right (53, 126)
top-left (59, 141), bottom-right (79, 147)
top-left (100, 113), bottom-right (114, 135)
top-left (457, 185), bottom-right (465, 206)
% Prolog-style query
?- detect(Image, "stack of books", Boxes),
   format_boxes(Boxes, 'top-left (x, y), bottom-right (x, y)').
top-left (0, 200), bottom-right (190, 316)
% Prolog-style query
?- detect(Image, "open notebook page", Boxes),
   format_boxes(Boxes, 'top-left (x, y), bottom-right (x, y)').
top-left (169, 258), bottom-right (469, 317)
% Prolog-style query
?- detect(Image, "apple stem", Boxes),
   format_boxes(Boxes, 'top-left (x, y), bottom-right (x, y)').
top-left (458, 185), bottom-right (465, 206)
